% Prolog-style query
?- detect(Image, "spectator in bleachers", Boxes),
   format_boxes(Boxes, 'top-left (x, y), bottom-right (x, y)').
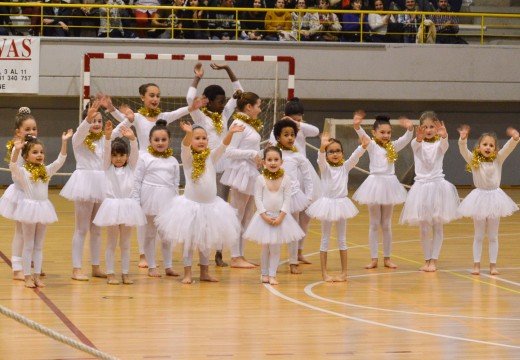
top-left (315, 0), bottom-right (341, 41)
top-left (368, 0), bottom-right (396, 42)
top-left (70, 0), bottom-right (102, 37)
top-left (207, 0), bottom-right (238, 39)
top-left (0, 4), bottom-right (15, 35)
top-left (283, 0), bottom-right (319, 41)
top-left (397, 0), bottom-right (419, 43)
top-left (150, 0), bottom-right (186, 38)
top-left (42, 0), bottom-right (72, 36)
top-left (98, 0), bottom-right (125, 37)
top-left (341, 0), bottom-right (370, 42)
top-left (430, 0), bottom-right (467, 43)
top-left (182, 0), bottom-right (208, 39)
top-left (239, 0), bottom-right (266, 40)
top-left (133, 0), bottom-right (161, 37)
top-left (264, 0), bottom-right (291, 40)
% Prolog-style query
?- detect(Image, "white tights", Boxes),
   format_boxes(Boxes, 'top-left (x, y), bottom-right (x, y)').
top-left (419, 221), bottom-right (444, 260)
top-left (11, 221), bottom-right (23, 272)
top-left (72, 200), bottom-right (102, 268)
top-left (229, 189), bottom-right (255, 258)
top-left (182, 246), bottom-right (210, 267)
top-left (368, 204), bottom-right (394, 259)
top-left (105, 225), bottom-right (132, 274)
top-left (144, 215), bottom-right (172, 269)
top-left (21, 222), bottom-right (46, 276)
top-left (473, 217), bottom-right (500, 263)
top-left (261, 244), bottom-right (281, 277)
top-left (320, 219), bottom-right (347, 252)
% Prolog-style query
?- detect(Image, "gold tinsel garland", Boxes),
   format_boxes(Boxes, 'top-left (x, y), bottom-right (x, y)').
top-left (276, 142), bottom-right (298, 153)
top-left (83, 131), bottom-right (104, 152)
top-left (372, 137), bottom-right (398, 163)
top-left (24, 162), bottom-right (49, 182)
top-left (201, 107), bottom-right (224, 135)
top-left (191, 147), bottom-right (211, 181)
top-left (262, 168), bottom-right (284, 180)
top-left (327, 158), bottom-right (345, 167)
top-left (138, 107), bottom-right (161, 118)
top-left (423, 135), bottom-right (440, 143)
top-left (465, 149), bottom-right (496, 172)
top-left (147, 145), bottom-right (174, 158)
top-left (233, 113), bottom-right (263, 133)
top-left (5, 140), bottom-right (14, 163)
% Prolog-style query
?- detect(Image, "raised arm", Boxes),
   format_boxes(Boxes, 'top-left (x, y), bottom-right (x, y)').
top-left (457, 124), bottom-right (473, 164)
top-left (121, 125), bottom-right (139, 169)
top-left (497, 127), bottom-right (520, 162)
top-left (393, 116), bottom-right (414, 151)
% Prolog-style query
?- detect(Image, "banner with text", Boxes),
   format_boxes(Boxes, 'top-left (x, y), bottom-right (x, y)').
top-left (0, 37), bottom-right (40, 94)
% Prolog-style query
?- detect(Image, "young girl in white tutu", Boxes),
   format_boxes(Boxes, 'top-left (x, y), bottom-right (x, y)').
top-left (155, 122), bottom-right (244, 284)
top-left (243, 146), bottom-right (305, 285)
top-left (457, 125), bottom-right (519, 276)
top-left (0, 108), bottom-right (38, 280)
top-left (10, 130), bottom-right (73, 288)
top-left (220, 90), bottom-right (264, 268)
top-left (272, 119), bottom-right (313, 274)
top-left (399, 112), bottom-right (460, 272)
top-left (93, 120), bottom-right (146, 285)
top-left (60, 100), bottom-right (107, 281)
top-left (132, 119), bottom-right (180, 278)
top-left (307, 132), bottom-right (369, 282)
top-left (353, 112), bottom-right (414, 269)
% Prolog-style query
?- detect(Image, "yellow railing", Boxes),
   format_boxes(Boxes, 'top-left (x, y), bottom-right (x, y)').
top-left (1, 2), bottom-right (520, 44)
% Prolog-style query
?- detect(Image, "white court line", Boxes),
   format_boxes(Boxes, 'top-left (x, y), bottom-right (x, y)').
top-left (264, 284), bottom-right (520, 349)
top-left (480, 274), bottom-right (520, 287)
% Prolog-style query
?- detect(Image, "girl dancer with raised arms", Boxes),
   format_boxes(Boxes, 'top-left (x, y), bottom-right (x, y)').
top-left (10, 130), bottom-right (73, 287)
top-left (243, 146), bottom-right (305, 285)
top-left (93, 120), bottom-right (146, 285)
top-left (457, 125), bottom-right (519, 276)
top-left (399, 112), bottom-right (460, 272)
top-left (306, 132), bottom-right (369, 282)
top-left (353, 111), bottom-right (414, 269)
top-left (0, 107), bottom-right (38, 280)
top-left (155, 121), bottom-right (244, 284)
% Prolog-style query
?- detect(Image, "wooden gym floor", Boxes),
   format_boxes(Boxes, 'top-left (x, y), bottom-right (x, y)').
top-left (1, 188), bottom-right (520, 359)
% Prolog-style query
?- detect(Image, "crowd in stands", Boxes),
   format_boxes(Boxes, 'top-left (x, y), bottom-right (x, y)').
top-left (1, 0), bottom-right (467, 43)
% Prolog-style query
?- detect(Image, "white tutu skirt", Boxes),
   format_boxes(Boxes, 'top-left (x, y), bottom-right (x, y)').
top-left (458, 188), bottom-right (518, 220)
top-left (60, 169), bottom-right (106, 202)
top-left (13, 199), bottom-right (58, 224)
top-left (353, 174), bottom-right (407, 205)
top-left (306, 197), bottom-right (359, 222)
top-left (244, 211), bottom-right (304, 245)
top-left (93, 198), bottom-right (147, 227)
top-left (291, 190), bottom-right (311, 213)
top-left (140, 184), bottom-right (177, 216)
top-left (400, 179), bottom-right (460, 225)
top-left (155, 196), bottom-right (240, 251)
top-left (220, 162), bottom-right (259, 196)
top-left (0, 183), bottom-right (24, 219)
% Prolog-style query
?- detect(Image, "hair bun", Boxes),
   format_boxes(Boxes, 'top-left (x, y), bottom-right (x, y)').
top-left (375, 114), bottom-right (390, 122)
top-left (18, 107), bottom-right (31, 115)
top-left (233, 89), bottom-right (244, 100)
top-left (155, 119), bottom-right (167, 127)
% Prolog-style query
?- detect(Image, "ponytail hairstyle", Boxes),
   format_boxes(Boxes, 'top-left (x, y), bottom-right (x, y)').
top-left (273, 119), bottom-right (299, 139)
top-left (149, 119), bottom-right (171, 141)
top-left (263, 145), bottom-right (282, 160)
top-left (325, 138), bottom-right (344, 153)
top-left (373, 114), bottom-right (391, 130)
top-left (233, 90), bottom-right (260, 112)
top-left (111, 138), bottom-right (129, 157)
top-left (284, 97), bottom-right (304, 117)
top-left (419, 110), bottom-right (439, 125)
top-left (21, 134), bottom-right (43, 159)
top-left (14, 107), bottom-right (36, 132)
top-left (139, 83), bottom-right (160, 96)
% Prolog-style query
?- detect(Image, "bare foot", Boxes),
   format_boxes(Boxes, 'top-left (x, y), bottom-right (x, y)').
top-left (426, 263), bottom-right (437, 272)
top-left (419, 260), bottom-right (430, 272)
top-left (200, 274), bottom-right (219, 282)
top-left (384, 258), bottom-right (398, 269)
top-left (138, 254), bottom-right (148, 268)
top-left (181, 275), bottom-right (193, 284)
top-left (471, 263), bottom-right (480, 275)
top-left (261, 275), bottom-right (269, 283)
top-left (243, 258), bottom-right (259, 266)
top-left (230, 257), bottom-right (256, 269)
top-left (34, 275), bottom-right (45, 288)
top-left (106, 274), bottom-right (120, 285)
top-left (215, 251), bottom-right (228, 267)
top-left (148, 268), bottom-right (162, 277)
top-left (122, 274), bottom-right (134, 285)
top-left (322, 273), bottom-right (335, 282)
top-left (490, 264), bottom-right (500, 275)
top-left (24, 277), bottom-right (36, 288)
top-left (365, 259), bottom-right (378, 269)
top-left (298, 255), bottom-right (312, 264)
top-left (290, 264), bottom-right (302, 274)
top-left (71, 268), bottom-right (89, 281)
top-left (165, 268), bottom-right (180, 277)
top-left (334, 274), bottom-right (348, 282)
top-left (13, 271), bottom-right (24, 281)
top-left (268, 276), bottom-right (279, 285)
top-left (92, 265), bottom-right (107, 278)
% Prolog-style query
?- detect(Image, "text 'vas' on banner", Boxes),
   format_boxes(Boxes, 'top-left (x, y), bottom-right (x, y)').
top-left (0, 37), bottom-right (40, 94)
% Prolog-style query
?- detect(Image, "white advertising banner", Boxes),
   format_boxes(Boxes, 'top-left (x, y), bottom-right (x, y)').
top-left (0, 37), bottom-right (40, 94)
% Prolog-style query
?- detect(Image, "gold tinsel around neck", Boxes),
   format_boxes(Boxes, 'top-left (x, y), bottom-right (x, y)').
top-left (147, 145), bottom-right (174, 158)
top-left (262, 168), bottom-right (284, 180)
top-left (201, 107), bottom-right (224, 135)
top-left (84, 131), bottom-right (104, 152)
top-left (24, 162), bottom-right (49, 182)
top-left (276, 142), bottom-right (298, 153)
top-left (327, 158), bottom-right (345, 167)
top-left (465, 149), bottom-right (496, 172)
top-left (233, 113), bottom-right (263, 133)
top-left (372, 137), bottom-right (398, 163)
top-left (190, 147), bottom-right (211, 181)
top-left (138, 107), bottom-right (161, 118)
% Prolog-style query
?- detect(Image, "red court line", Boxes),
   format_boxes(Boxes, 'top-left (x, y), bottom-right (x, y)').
top-left (0, 250), bottom-right (97, 349)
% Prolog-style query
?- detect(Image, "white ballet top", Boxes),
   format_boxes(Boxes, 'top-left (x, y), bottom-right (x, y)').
top-left (103, 138), bottom-right (139, 199)
top-left (355, 127), bottom-right (414, 175)
top-left (269, 122), bottom-right (319, 157)
top-left (182, 143), bottom-right (226, 203)
top-left (72, 118), bottom-right (104, 170)
top-left (318, 145), bottom-right (365, 199)
top-left (225, 115), bottom-right (261, 169)
top-left (411, 137), bottom-right (449, 182)
top-left (254, 174), bottom-right (292, 215)
top-left (280, 149), bottom-right (313, 198)
top-left (459, 137), bottom-right (518, 190)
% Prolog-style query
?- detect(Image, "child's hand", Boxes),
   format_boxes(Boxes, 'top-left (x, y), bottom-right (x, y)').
top-left (119, 104), bottom-right (134, 123)
top-left (194, 62), bottom-right (204, 78)
top-left (271, 215), bottom-right (283, 226)
top-left (255, 154), bottom-right (263, 170)
top-left (229, 123), bottom-right (245, 134)
top-left (457, 124), bottom-right (470, 140)
top-left (435, 120), bottom-right (447, 138)
top-left (62, 129), bottom-right (73, 141)
top-left (281, 115), bottom-right (301, 126)
top-left (86, 100), bottom-right (101, 123)
top-left (104, 120), bottom-right (113, 139)
top-left (180, 121), bottom-right (193, 133)
top-left (261, 213), bottom-right (276, 225)
top-left (399, 116), bottom-right (414, 131)
top-left (352, 110), bottom-right (365, 129)
top-left (210, 63), bottom-right (228, 71)
top-left (360, 135), bottom-right (370, 149)
top-left (506, 127), bottom-right (520, 141)
top-left (415, 124), bottom-right (425, 142)
top-left (96, 93), bottom-right (114, 112)
top-left (320, 132), bottom-right (331, 146)
top-left (13, 137), bottom-right (24, 150)
top-left (189, 96), bottom-right (208, 112)
top-left (120, 126), bottom-right (136, 141)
